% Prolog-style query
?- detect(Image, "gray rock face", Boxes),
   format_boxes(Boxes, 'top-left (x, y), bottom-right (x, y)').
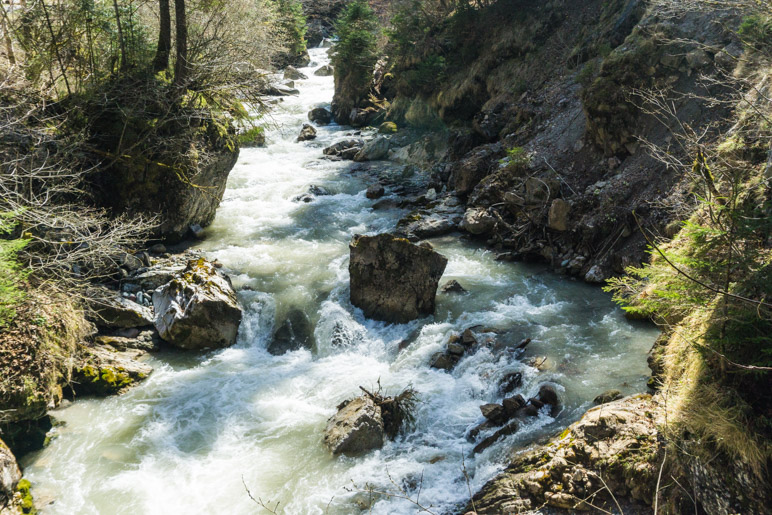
top-left (314, 64), bottom-right (334, 76)
top-left (354, 137), bottom-right (390, 162)
top-left (269, 309), bottom-right (314, 355)
top-left (283, 66), bottom-right (307, 80)
top-left (153, 259), bottom-right (242, 350)
top-left (395, 196), bottom-right (465, 241)
top-left (86, 288), bottom-right (154, 329)
top-left (460, 207), bottom-right (496, 235)
top-left (297, 123), bottom-right (317, 142)
top-left (349, 234), bottom-right (448, 323)
top-left (266, 83), bottom-right (300, 96)
top-left (323, 396), bottom-right (384, 455)
top-left (0, 439), bottom-right (21, 508)
top-left (308, 107), bottom-right (333, 125)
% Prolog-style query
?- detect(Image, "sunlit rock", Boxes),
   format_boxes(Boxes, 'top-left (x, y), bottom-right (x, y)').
top-left (349, 234), bottom-right (448, 323)
top-left (153, 259), bottom-right (242, 350)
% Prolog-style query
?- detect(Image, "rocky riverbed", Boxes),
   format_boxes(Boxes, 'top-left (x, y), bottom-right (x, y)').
top-left (14, 47), bottom-right (659, 514)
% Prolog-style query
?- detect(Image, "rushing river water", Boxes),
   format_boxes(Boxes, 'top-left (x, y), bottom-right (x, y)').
top-left (24, 48), bottom-right (659, 514)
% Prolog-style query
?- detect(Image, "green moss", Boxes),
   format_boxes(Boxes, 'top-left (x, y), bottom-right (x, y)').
top-left (16, 479), bottom-right (36, 515)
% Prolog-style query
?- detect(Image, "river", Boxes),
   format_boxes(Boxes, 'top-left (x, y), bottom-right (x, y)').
top-left (23, 47), bottom-right (659, 514)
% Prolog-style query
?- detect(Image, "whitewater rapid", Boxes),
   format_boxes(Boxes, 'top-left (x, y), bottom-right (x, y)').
top-left (23, 47), bottom-right (659, 514)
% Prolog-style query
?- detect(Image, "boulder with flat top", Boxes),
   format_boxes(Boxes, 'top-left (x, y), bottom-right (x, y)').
top-left (349, 234), bottom-right (448, 323)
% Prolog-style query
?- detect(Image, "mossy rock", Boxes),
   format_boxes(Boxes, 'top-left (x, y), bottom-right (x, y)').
top-left (378, 121), bottom-right (398, 134)
top-left (71, 345), bottom-right (153, 397)
top-left (15, 479), bottom-right (35, 514)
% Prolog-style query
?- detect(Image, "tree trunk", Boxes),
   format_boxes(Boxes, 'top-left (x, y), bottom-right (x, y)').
top-left (152, 0), bottom-right (171, 72)
top-left (173, 0), bottom-right (188, 87)
top-left (1, 7), bottom-right (16, 66)
top-left (112, 0), bottom-right (128, 71)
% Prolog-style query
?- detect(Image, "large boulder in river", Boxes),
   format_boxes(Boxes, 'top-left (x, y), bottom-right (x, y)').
top-left (297, 124), bottom-right (317, 142)
top-left (308, 107), bottom-right (333, 125)
top-left (354, 136), bottom-right (390, 162)
top-left (460, 207), bottom-right (497, 235)
top-left (349, 234), bottom-right (448, 323)
top-left (323, 396), bottom-right (384, 455)
top-left (153, 259), bottom-right (242, 350)
top-left (283, 65), bottom-right (307, 80)
top-left (268, 309), bottom-right (314, 355)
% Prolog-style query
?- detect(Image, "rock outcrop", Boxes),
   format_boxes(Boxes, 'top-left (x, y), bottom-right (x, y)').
top-left (349, 234), bottom-right (448, 323)
top-left (323, 396), bottom-right (384, 455)
top-left (153, 259), bottom-right (242, 350)
top-left (71, 343), bottom-right (153, 396)
top-left (468, 395), bottom-right (664, 514)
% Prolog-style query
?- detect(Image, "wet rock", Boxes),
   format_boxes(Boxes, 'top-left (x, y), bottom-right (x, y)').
top-left (503, 394), bottom-right (526, 416)
top-left (0, 438), bottom-right (21, 508)
top-left (269, 309), bottom-right (314, 355)
top-left (86, 288), bottom-right (154, 329)
top-left (441, 280), bottom-right (467, 293)
top-left (473, 420), bottom-right (519, 454)
top-left (447, 343), bottom-right (465, 356)
top-left (499, 372), bottom-right (523, 395)
top-left (323, 396), bottom-right (384, 455)
top-left (283, 65), bottom-right (307, 80)
top-left (308, 107), bottom-right (333, 125)
top-left (468, 420), bottom-right (495, 441)
top-left (314, 64), bottom-right (334, 76)
top-left (190, 223), bottom-right (206, 239)
top-left (349, 234), bottom-right (448, 323)
top-left (462, 328), bottom-right (478, 345)
top-left (538, 384), bottom-right (560, 407)
top-left (71, 344), bottom-right (153, 396)
top-left (153, 259), bottom-right (243, 350)
top-left (480, 403), bottom-right (507, 425)
top-left (266, 83), bottom-right (300, 96)
top-left (547, 199), bottom-right (570, 231)
top-left (354, 136), bottom-right (390, 162)
top-left (323, 138), bottom-right (363, 159)
top-left (430, 352), bottom-right (456, 371)
top-left (460, 207), bottom-right (496, 235)
top-left (297, 123), bottom-right (317, 142)
top-left (594, 389), bottom-right (623, 405)
top-left (366, 183), bottom-right (385, 199)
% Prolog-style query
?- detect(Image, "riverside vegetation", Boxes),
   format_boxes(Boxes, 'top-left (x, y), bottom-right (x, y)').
top-left (1, 0), bottom-right (771, 514)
